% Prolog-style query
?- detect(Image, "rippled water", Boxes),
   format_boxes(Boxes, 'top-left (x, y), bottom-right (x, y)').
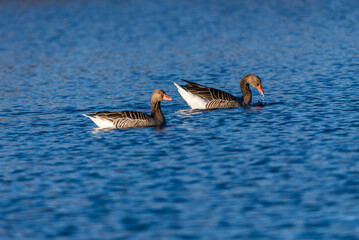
top-left (1, 0), bottom-right (359, 239)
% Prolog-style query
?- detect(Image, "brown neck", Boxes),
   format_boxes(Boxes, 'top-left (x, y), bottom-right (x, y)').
top-left (240, 78), bottom-right (252, 105)
top-left (151, 101), bottom-right (165, 124)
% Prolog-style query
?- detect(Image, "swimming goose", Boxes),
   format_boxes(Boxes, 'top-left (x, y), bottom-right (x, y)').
top-left (174, 74), bottom-right (264, 109)
top-left (83, 89), bottom-right (172, 128)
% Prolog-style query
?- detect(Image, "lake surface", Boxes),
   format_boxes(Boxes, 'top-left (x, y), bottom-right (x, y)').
top-left (1, 0), bottom-right (359, 239)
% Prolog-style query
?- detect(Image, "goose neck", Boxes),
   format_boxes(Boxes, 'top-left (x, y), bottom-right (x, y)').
top-left (240, 78), bottom-right (252, 105)
top-left (151, 101), bottom-right (165, 123)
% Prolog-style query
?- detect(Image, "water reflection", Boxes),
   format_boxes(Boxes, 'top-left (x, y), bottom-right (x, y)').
top-left (175, 109), bottom-right (212, 116)
top-left (90, 127), bottom-right (114, 133)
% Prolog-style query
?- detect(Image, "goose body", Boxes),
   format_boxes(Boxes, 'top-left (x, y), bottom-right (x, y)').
top-left (84, 89), bottom-right (172, 129)
top-left (174, 74), bottom-right (264, 109)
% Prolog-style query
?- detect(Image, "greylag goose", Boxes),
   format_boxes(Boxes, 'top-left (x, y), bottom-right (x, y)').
top-left (83, 89), bottom-right (172, 128)
top-left (174, 74), bottom-right (264, 109)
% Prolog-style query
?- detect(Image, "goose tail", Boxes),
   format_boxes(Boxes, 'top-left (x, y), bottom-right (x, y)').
top-left (173, 82), bottom-right (207, 109)
top-left (83, 114), bottom-right (114, 128)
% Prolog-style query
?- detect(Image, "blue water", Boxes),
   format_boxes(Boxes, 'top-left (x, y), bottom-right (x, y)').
top-left (1, 0), bottom-right (359, 239)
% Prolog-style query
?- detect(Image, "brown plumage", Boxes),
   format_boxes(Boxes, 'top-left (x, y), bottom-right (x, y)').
top-left (84, 89), bottom-right (172, 129)
top-left (176, 74), bottom-right (264, 109)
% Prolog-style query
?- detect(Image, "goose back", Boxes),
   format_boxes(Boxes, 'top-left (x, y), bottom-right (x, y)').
top-left (94, 111), bottom-right (160, 128)
top-left (183, 80), bottom-right (241, 109)
top-left (184, 80), bottom-right (237, 102)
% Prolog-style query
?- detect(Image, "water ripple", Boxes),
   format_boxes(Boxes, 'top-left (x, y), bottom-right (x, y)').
top-left (1, 0), bottom-right (359, 239)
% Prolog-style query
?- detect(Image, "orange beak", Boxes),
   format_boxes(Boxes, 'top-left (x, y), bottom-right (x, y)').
top-left (256, 84), bottom-right (264, 95)
top-left (163, 94), bottom-right (172, 100)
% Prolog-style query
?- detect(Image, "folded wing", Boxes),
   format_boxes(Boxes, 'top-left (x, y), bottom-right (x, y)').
top-left (183, 80), bottom-right (237, 102)
top-left (90, 111), bottom-right (154, 128)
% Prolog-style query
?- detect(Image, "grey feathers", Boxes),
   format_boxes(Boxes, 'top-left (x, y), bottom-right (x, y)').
top-left (182, 80), bottom-right (242, 109)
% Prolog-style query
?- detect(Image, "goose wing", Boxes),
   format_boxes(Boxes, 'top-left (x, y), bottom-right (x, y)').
top-left (94, 111), bottom-right (151, 121)
top-left (93, 111), bottom-right (154, 128)
top-left (183, 80), bottom-right (237, 102)
top-left (205, 99), bottom-right (241, 109)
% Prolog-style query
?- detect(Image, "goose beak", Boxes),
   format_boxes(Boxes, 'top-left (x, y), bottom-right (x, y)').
top-left (256, 84), bottom-right (264, 95)
top-left (163, 94), bottom-right (172, 100)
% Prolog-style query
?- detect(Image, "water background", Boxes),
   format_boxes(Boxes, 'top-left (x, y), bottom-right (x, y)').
top-left (1, 0), bottom-right (359, 239)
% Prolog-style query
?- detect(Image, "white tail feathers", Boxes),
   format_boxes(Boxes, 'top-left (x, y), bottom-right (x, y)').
top-left (83, 114), bottom-right (114, 128)
top-left (174, 82), bottom-right (208, 109)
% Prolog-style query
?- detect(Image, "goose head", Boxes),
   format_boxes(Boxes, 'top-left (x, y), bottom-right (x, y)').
top-left (151, 89), bottom-right (172, 102)
top-left (243, 74), bottom-right (264, 95)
